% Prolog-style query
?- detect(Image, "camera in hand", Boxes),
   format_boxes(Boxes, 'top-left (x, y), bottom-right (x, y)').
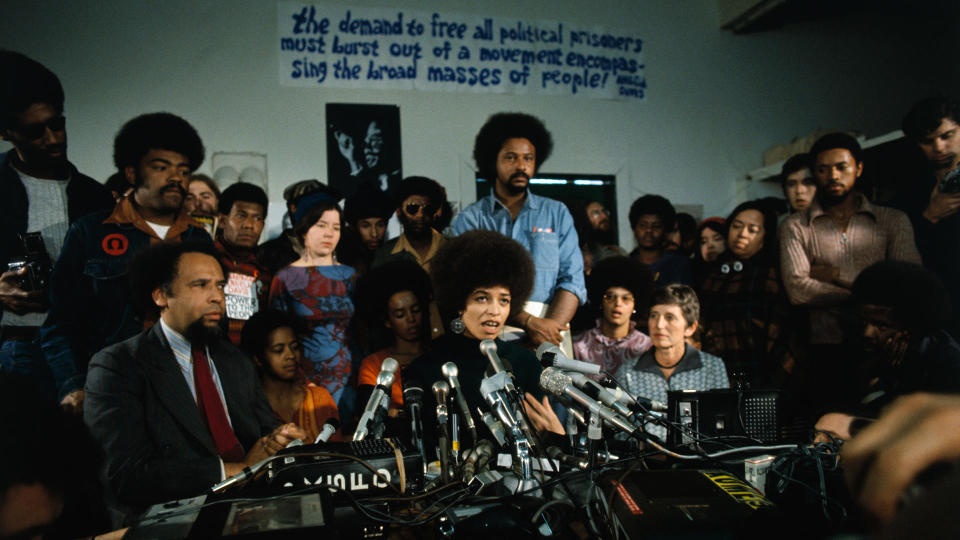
top-left (6, 232), bottom-right (52, 292)
top-left (939, 165), bottom-right (960, 193)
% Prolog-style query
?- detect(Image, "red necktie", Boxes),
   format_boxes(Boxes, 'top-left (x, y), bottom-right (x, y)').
top-left (192, 345), bottom-right (245, 462)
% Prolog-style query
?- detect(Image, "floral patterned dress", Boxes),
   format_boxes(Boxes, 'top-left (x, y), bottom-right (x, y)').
top-left (269, 264), bottom-right (357, 403)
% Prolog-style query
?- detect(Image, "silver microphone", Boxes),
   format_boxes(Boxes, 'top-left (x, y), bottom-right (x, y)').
top-left (353, 358), bottom-right (399, 441)
top-left (432, 380), bottom-right (450, 425)
top-left (539, 367), bottom-right (638, 436)
top-left (536, 342), bottom-right (601, 375)
top-left (313, 418), bottom-right (340, 443)
top-left (442, 362), bottom-right (478, 439)
top-left (568, 372), bottom-right (667, 415)
top-left (479, 339), bottom-right (505, 373)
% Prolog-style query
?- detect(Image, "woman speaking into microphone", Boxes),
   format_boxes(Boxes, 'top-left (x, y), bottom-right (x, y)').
top-left (404, 230), bottom-right (563, 457)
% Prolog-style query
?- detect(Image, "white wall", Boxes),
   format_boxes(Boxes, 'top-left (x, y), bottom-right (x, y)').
top-left (2, 0), bottom-right (956, 246)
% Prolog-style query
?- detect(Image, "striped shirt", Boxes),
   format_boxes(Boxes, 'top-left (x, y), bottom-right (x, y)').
top-left (778, 194), bottom-right (920, 344)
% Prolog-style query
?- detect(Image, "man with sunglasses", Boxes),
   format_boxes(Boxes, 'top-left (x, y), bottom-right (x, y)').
top-left (0, 51), bottom-right (112, 406)
top-left (372, 176), bottom-right (447, 272)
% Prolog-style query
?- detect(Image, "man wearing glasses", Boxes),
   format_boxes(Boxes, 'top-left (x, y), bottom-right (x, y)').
top-left (372, 175), bottom-right (448, 272)
top-left (0, 51), bottom-right (112, 407)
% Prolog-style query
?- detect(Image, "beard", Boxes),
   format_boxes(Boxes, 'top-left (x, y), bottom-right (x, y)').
top-left (501, 172), bottom-right (529, 195)
top-left (184, 317), bottom-right (223, 348)
top-left (399, 215), bottom-right (433, 241)
top-left (817, 184), bottom-right (852, 207)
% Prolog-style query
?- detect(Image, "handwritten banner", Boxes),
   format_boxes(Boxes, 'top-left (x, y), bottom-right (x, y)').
top-left (278, 3), bottom-right (646, 100)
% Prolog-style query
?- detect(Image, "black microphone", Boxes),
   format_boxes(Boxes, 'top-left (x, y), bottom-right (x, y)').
top-left (539, 367), bottom-right (638, 435)
top-left (442, 362), bottom-right (478, 443)
top-left (354, 358), bottom-right (398, 441)
top-left (536, 342), bottom-right (601, 375)
top-left (313, 417), bottom-right (340, 443)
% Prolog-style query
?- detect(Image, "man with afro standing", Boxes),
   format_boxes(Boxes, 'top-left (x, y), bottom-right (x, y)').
top-left (454, 113), bottom-right (585, 353)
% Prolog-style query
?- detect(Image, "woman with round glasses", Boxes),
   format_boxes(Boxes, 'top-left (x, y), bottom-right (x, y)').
top-left (572, 256), bottom-right (654, 378)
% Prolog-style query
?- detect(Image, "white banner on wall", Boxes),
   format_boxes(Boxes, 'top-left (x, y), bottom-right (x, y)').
top-left (277, 3), bottom-right (646, 100)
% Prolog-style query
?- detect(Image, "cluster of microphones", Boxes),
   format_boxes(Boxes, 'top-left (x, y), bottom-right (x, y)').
top-left (350, 339), bottom-right (668, 490)
top-left (213, 339), bottom-right (668, 494)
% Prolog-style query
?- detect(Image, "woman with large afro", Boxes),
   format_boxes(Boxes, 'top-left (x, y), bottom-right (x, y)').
top-left (403, 230), bottom-right (563, 454)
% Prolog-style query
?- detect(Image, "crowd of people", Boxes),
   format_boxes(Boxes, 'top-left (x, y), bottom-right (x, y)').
top-left (3, 48), bottom-right (960, 537)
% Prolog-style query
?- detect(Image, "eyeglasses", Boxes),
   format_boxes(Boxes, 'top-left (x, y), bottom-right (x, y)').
top-left (14, 115), bottom-right (66, 140)
top-left (602, 293), bottom-right (634, 304)
top-left (589, 208), bottom-right (610, 218)
top-left (404, 202), bottom-right (438, 216)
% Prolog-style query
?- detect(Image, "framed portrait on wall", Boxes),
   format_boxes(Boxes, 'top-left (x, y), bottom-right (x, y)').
top-left (325, 103), bottom-right (402, 199)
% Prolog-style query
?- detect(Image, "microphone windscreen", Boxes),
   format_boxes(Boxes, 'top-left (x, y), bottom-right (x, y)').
top-left (381, 357), bottom-right (399, 374)
top-left (539, 367), bottom-right (570, 396)
top-left (536, 341), bottom-right (559, 361)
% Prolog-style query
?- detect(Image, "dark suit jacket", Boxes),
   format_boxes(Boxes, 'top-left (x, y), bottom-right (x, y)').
top-left (84, 323), bottom-right (278, 512)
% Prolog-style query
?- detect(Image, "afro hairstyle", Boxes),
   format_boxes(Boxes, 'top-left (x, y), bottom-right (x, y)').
top-left (128, 240), bottom-right (221, 319)
top-left (587, 256), bottom-right (655, 317)
top-left (473, 112), bottom-right (553, 182)
top-left (393, 176), bottom-right (447, 208)
top-left (218, 182), bottom-right (268, 218)
top-left (628, 194), bottom-right (676, 230)
top-left (355, 260), bottom-right (434, 350)
top-left (344, 185), bottom-right (394, 225)
top-left (809, 132), bottom-right (862, 164)
top-left (240, 308), bottom-right (307, 364)
top-left (0, 50), bottom-right (64, 132)
top-left (430, 230), bottom-right (534, 323)
top-left (113, 112), bottom-right (205, 173)
top-left (852, 261), bottom-right (951, 336)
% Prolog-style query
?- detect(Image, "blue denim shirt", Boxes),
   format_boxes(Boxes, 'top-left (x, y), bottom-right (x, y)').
top-left (453, 191), bottom-right (586, 305)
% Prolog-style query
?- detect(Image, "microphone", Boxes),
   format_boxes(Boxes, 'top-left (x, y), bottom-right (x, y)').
top-left (479, 339), bottom-right (505, 373)
top-left (354, 358), bottom-right (399, 441)
top-left (313, 418), bottom-right (340, 444)
top-left (432, 380), bottom-right (450, 425)
top-left (432, 380), bottom-right (452, 483)
top-left (480, 409), bottom-right (507, 447)
top-left (537, 342), bottom-right (601, 375)
top-left (403, 379), bottom-right (426, 460)
top-left (442, 362), bottom-right (478, 442)
top-left (546, 445), bottom-right (589, 471)
top-left (597, 377), bottom-right (668, 413)
top-left (461, 439), bottom-right (494, 481)
top-left (539, 367), bottom-right (638, 436)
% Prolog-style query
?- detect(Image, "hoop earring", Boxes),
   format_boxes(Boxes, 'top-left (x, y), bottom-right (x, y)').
top-left (450, 313), bottom-right (465, 334)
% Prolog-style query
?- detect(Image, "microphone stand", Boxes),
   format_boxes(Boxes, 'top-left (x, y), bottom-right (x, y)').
top-left (587, 409), bottom-right (602, 470)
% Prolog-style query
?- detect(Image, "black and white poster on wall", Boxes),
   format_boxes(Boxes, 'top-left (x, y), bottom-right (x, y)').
top-left (325, 103), bottom-right (402, 199)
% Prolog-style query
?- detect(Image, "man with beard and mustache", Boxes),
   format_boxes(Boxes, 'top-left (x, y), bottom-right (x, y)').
top-left (897, 96), bottom-right (960, 339)
top-left (454, 113), bottom-right (585, 353)
top-left (84, 242), bottom-right (303, 518)
top-left (0, 51), bottom-right (113, 407)
top-left (780, 133), bottom-right (920, 407)
top-left (39, 113), bottom-right (211, 415)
